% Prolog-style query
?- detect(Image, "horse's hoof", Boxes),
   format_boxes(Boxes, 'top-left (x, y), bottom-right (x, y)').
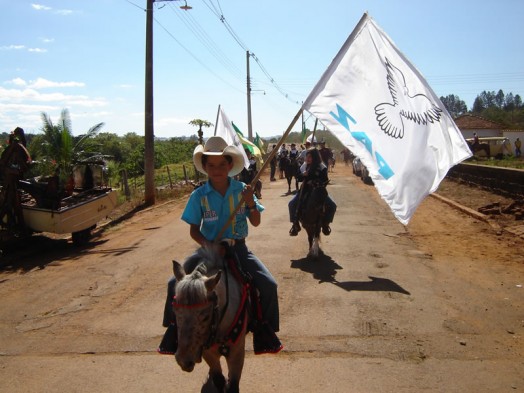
top-left (322, 225), bottom-right (331, 236)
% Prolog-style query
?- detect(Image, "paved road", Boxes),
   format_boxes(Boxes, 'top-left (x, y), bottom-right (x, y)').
top-left (0, 165), bottom-right (522, 392)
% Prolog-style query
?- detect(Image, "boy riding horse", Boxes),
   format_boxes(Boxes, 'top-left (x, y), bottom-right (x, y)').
top-left (160, 136), bottom-right (281, 355)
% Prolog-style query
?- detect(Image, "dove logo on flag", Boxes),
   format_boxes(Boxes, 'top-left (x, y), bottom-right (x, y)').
top-left (374, 58), bottom-right (443, 140)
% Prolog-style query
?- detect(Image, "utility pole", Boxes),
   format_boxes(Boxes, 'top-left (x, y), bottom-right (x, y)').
top-left (246, 50), bottom-right (253, 141)
top-left (144, 0), bottom-right (155, 206)
top-left (144, 0), bottom-right (190, 206)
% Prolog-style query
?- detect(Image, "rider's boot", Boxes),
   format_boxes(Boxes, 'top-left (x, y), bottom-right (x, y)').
top-left (158, 321), bottom-right (178, 354)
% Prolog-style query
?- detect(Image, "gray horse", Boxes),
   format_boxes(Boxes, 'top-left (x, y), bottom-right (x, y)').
top-left (172, 247), bottom-right (249, 393)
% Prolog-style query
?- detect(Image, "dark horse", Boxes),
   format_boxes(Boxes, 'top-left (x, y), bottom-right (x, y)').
top-left (283, 156), bottom-right (300, 194)
top-left (467, 140), bottom-right (490, 158)
top-left (298, 180), bottom-right (328, 258)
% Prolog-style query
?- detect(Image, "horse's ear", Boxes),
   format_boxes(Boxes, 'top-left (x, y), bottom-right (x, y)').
top-left (172, 260), bottom-right (185, 281)
top-left (204, 270), bottom-right (222, 292)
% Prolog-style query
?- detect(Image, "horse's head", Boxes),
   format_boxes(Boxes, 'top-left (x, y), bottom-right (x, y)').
top-left (172, 257), bottom-right (222, 372)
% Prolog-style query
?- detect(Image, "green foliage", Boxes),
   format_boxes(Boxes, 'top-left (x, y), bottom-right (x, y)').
top-left (440, 94), bottom-right (468, 117)
top-left (28, 109), bottom-right (105, 185)
top-left (468, 89), bottom-right (524, 128)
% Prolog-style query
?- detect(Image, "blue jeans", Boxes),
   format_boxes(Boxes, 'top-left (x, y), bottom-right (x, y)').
top-left (288, 193), bottom-right (337, 224)
top-left (163, 242), bottom-right (280, 333)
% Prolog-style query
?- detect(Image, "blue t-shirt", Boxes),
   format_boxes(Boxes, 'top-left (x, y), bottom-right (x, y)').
top-left (181, 178), bottom-right (264, 241)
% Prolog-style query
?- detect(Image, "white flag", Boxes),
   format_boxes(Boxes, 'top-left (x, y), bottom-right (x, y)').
top-left (303, 13), bottom-right (472, 225)
top-left (214, 106), bottom-right (250, 169)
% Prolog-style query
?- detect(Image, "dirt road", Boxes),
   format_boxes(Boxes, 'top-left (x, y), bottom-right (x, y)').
top-left (0, 165), bottom-right (523, 393)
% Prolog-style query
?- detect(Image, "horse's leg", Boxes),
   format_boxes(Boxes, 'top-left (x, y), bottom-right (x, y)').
top-left (225, 333), bottom-right (246, 393)
top-left (203, 350), bottom-right (226, 392)
top-left (286, 176), bottom-right (291, 193)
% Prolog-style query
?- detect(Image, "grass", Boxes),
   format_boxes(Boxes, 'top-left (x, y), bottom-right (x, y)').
top-left (465, 156), bottom-right (524, 170)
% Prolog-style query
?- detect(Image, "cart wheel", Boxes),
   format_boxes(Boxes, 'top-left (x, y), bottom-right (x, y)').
top-left (72, 227), bottom-right (92, 246)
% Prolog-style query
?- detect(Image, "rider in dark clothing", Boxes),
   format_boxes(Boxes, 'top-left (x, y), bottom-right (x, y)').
top-left (288, 148), bottom-right (336, 236)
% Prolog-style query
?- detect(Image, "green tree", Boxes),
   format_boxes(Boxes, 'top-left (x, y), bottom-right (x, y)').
top-left (440, 94), bottom-right (468, 117)
top-left (30, 109), bottom-right (104, 179)
top-left (189, 119), bottom-right (213, 145)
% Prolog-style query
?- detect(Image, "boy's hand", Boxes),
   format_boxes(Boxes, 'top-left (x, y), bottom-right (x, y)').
top-left (242, 185), bottom-right (256, 206)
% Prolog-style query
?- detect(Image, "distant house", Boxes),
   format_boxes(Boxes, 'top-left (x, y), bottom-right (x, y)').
top-left (453, 114), bottom-right (504, 139)
top-left (454, 114), bottom-right (523, 156)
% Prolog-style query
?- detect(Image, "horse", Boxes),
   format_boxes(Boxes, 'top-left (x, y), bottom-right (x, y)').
top-left (283, 156), bottom-right (300, 194)
top-left (297, 180), bottom-right (329, 258)
top-left (467, 140), bottom-right (490, 158)
top-left (171, 246), bottom-right (250, 393)
top-left (328, 156), bottom-right (335, 172)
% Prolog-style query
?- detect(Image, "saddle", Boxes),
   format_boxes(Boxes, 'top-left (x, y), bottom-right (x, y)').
top-left (223, 246), bottom-right (282, 355)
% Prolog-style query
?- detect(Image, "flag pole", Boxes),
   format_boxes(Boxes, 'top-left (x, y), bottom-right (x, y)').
top-left (213, 104), bottom-right (221, 136)
top-left (311, 117), bottom-right (318, 145)
top-left (214, 107), bottom-right (304, 242)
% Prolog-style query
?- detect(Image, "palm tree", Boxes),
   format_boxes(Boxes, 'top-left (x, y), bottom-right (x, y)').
top-left (189, 119), bottom-right (213, 145)
top-left (33, 109), bottom-right (105, 181)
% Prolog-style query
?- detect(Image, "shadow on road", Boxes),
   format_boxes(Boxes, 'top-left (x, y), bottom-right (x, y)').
top-left (291, 253), bottom-right (410, 295)
top-left (0, 235), bottom-right (115, 273)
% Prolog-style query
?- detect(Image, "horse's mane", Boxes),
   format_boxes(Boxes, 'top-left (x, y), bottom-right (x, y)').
top-left (175, 246), bottom-right (223, 305)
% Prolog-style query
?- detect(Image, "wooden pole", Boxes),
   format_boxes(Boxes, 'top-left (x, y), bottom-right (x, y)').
top-left (213, 104), bottom-right (220, 136)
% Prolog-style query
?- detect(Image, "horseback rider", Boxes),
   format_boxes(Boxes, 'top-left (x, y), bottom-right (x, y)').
top-left (160, 136), bottom-right (280, 353)
top-left (239, 149), bottom-right (262, 198)
top-left (277, 143), bottom-right (288, 179)
top-left (0, 127), bottom-right (32, 234)
top-left (288, 148), bottom-right (337, 236)
top-left (297, 141), bottom-right (311, 166)
top-left (289, 143), bottom-right (299, 161)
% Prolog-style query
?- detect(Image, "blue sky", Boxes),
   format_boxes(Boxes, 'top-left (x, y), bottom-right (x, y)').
top-left (1, 0), bottom-right (523, 139)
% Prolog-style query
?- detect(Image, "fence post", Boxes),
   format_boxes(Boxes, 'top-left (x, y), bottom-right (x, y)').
top-left (166, 166), bottom-right (173, 189)
top-left (121, 169), bottom-right (131, 201)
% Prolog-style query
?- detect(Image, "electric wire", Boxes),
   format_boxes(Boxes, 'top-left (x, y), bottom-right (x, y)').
top-left (167, 2), bottom-right (244, 81)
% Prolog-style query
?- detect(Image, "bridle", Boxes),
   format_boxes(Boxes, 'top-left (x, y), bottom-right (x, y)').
top-left (173, 291), bottom-right (220, 350)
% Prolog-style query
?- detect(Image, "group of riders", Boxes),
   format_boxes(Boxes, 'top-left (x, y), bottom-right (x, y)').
top-left (160, 135), bottom-right (338, 362)
top-left (269, 140), bottom-right (337, 238)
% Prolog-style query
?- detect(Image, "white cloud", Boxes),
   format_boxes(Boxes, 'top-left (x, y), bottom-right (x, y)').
top-left (56, 9), bottom-right (74, 16)
top-left (0, 86), bottom-right (106, 107)
top-left (29, 78), bottom-right (85, 89)
top-left (31, 3), bottom-right (75, 15)
top-left (28, 48), bottom-right (47, 53)
top-left (31, 4), bottom-right (51, 11)
top-left (0, 45), bottom-right (25, 51)
top-left (5, 78), bottom-right (85, 89)
top-left (10, 78), bottom-right (27, 87)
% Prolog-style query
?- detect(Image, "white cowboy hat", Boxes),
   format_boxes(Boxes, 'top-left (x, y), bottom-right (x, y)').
top-left (193, 136), bottom-right (245, 176)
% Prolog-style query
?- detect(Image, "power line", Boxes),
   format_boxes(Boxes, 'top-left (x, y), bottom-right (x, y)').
top-left (153, 16), bottom-right (244, 94)
top-left (167, 2), bottom-right (244, 81)
top-left (202, 0), bottom-right (302, 105)
top-left (124, 0), bottom-right (244, 94)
